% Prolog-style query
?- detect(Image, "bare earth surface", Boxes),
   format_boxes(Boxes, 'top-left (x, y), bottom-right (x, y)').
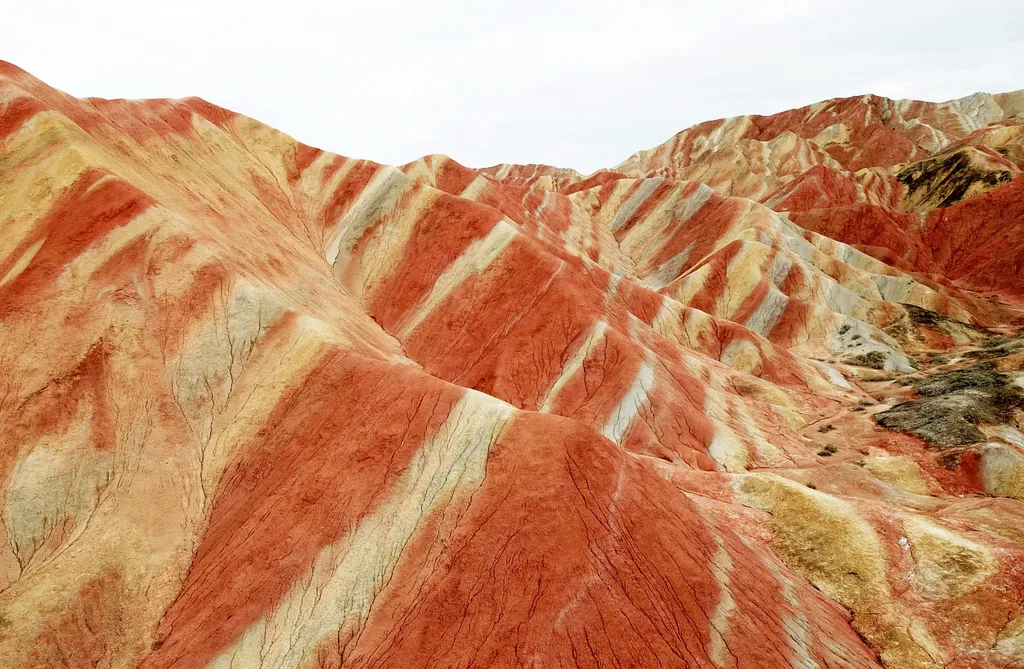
top-left (1, 60), bottom-right (1023, 668)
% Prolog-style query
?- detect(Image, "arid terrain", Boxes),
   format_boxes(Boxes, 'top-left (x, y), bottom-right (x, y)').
top-left (1, 60), bottom-right (1023, 668)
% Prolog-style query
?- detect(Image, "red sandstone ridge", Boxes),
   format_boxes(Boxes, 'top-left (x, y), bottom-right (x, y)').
top-left (1, 59), bottom-right (1023, 669)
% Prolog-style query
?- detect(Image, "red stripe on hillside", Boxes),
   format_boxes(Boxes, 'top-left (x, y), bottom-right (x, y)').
top-left (369, 193), bottom-right (503, 332)
top-left (142, 354), bottom-right (462, 669)
top-left (0, 168), bottom-right (156, 317)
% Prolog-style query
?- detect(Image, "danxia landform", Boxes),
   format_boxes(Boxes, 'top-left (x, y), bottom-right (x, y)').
top-left (1, 61), bottom-right (1024, 668)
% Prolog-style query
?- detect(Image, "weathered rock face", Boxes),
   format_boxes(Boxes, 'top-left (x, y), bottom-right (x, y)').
top-left (1, 60), bottom-right (1023, 668)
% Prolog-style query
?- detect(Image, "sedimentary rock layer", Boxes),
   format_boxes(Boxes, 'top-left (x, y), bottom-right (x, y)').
top-left (1, 60), bottom-right (1023, 668)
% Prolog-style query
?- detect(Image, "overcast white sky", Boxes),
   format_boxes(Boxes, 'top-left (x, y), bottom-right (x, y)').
top-left (6, 1), bottom-right (1023, 173)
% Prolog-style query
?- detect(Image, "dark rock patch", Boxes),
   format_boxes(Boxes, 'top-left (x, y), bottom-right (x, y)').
top-left (896, 149), bottom-right (1014, 210)
top-left (876, 362), bottom-right (1024, 448)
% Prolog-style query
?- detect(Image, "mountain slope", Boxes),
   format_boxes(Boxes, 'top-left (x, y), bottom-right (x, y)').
top-left (1, 61), bottom-right (1023, 669)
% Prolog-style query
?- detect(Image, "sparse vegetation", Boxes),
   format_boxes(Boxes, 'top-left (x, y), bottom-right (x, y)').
top-left (964, 332), bottom-right (1024, 361)
top-left (902, 304), bottom-right (952, 328)
top-left (818, 444), bottom-right (839, 457)
top-left (912, 362), bottom-right (1005, 397)
top-left (876, 362), bottom-right (1024, 448)
top-left (937, 450), bottom-right (965, 470)
top-left (818, 423), bottom-right (835, 433)
top-left (981, 336), bottom-right (1010, 349)
top-left (846, 351), bottom-right (887, 370)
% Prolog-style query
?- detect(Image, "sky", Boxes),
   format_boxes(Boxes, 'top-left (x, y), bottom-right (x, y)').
top-left (6, 0), bottom-right (1024, 174)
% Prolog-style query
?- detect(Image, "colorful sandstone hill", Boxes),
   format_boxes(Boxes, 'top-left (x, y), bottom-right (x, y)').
top-left (1, 59), bottom-right (1024, 668)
